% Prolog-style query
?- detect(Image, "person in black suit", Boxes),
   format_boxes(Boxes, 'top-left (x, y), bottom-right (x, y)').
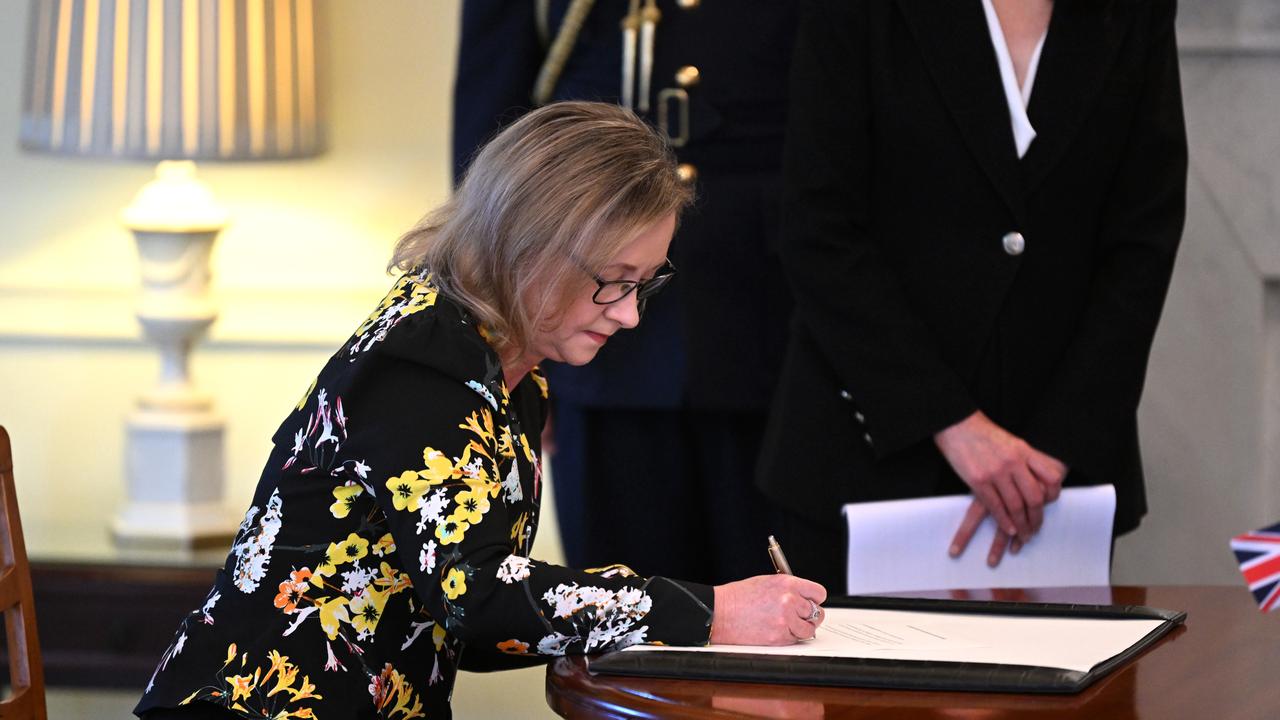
top-left (454, 1), bottom-right (797, 585)
top-left (758, 0), bottom-right (1188, 591)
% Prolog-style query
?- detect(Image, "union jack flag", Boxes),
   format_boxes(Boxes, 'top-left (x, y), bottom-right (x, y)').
top-left (1231, 522), bottom-right (1280, 613)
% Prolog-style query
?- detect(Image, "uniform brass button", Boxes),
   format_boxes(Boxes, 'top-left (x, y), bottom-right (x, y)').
top-left (863, 432), bottom-right (874, 447)
top-left (675, 65), bottom-right (701, 88)
top-left (1002, 231), bottom-right (1025, 256)
top-left (676, 163), bottom-right (698, 185)
top-left (854, 411), bottom-right (865, 424)
top-left (676, 0), bottom-right (701, 9)
top-left (839, 389), bottom-right (852, 401)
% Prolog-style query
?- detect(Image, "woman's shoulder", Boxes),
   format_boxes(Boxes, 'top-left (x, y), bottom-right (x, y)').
top-left (339, 271), bottom-right (496, 383)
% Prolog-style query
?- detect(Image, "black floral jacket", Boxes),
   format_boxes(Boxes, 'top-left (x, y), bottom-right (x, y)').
top-left (135, 273), bottom-right (715, 719)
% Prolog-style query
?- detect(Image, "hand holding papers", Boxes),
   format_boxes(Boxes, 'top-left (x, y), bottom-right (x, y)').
top-left (843, 485), bottom-right (1116, 595)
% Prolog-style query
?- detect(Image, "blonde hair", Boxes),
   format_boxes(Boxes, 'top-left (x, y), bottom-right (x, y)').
top-left (390, 101), bottom-right (692, 358)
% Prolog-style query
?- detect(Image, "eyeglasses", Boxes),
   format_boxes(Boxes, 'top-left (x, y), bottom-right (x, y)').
top-left (589, 259), bottom-right (677, 309)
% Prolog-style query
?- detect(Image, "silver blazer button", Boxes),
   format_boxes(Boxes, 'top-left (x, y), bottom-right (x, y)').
top-left (1002, 231), bottom-right (1026, 256)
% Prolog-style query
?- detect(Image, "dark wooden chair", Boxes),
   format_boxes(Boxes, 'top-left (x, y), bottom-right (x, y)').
top-left (0, 427), bottom-right (45, 719)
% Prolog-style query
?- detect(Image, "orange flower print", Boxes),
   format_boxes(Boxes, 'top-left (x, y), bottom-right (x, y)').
top-left (226, 672), bottom-right (255, 702)
top-left (274, 568), bottom-right (313, 613)
top-left (496, 638), bottom-right (530, 654)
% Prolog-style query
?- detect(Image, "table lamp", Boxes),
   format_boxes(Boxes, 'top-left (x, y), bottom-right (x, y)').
top-left (19, 0), bottom-right (323, 547)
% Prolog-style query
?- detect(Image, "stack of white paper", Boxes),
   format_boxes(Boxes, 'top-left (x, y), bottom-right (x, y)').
top-left (842, 485), bottom-right (1116, 595)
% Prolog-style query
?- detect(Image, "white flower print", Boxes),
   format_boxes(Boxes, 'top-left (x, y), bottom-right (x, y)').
top-left (401, 620), bottom-right (433, 651)
top-left (340, 562), bottom-right (377, 595)
top-left (416, 489), bottom-right (449, 534)
top-left (537, 633), bottom-right (574, 655)
top-left (537, 583), bottom-right (655, 653)
top-left (324, 640), bottom-right (346, 672)
top-left (466, 380), bottom-right (498, 410)
top-left (496, 555), bottom-right (532, 584)
top-left (419, 540), bottom-right (438, 573)
top-left (502, 461), bottom-right (523, 504)
top-left (612, 627), bottom-right (651, 650)
top-left (231, 489), bottom-right (283, 593)
top-left (199, 588), bottom-right (220, 625)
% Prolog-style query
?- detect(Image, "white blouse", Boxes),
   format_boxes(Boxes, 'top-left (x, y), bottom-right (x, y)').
top-left (980, 0), bottom-right (1048, 158)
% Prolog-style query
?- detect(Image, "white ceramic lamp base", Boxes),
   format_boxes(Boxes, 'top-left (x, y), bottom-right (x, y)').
top-left (111, 161), bottom-right (239, 548)
top-left (113, 408), bottom-right (241, 547)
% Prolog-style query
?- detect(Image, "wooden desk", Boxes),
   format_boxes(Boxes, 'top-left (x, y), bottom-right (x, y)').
top-left (546, 586), bottom-right (1280, 719)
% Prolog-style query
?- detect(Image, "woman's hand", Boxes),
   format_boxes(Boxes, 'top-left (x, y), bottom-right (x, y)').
top-left (935, 411), bottom-right (1067, 564)
top-left (935, 411), bottom-right (1065, 538)
top-left (710, 574), bottom-right (828, 646)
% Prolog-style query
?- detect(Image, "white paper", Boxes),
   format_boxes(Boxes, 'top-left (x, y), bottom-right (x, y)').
top-left (842, 485), bottom-right (1116, 595)
top-left (623, 607), bottom-right (1163, 674)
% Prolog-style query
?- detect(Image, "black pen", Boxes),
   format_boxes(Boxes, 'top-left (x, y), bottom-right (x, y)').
top-left (767, 535), bottom-right (793, 575)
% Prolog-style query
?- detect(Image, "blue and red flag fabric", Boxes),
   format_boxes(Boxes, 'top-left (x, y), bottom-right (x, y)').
top-left (1231, 522), bottom-right (1280, 612)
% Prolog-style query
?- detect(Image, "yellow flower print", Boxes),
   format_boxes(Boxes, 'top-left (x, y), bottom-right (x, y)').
top-left (453, 488), bottom-right (491, 524)
top-left (267, 658), bottom-right (299, 698)
top-left (334, 533), bottom-right (370, 564)
top-left (329, 483), bottom-right (364, 519)
top-left (443, 568), bottom-right (468, 600)
top-left (510, 512), bottom-right (529, 544)
top-left (350, 587), bottom-right (390, 635)
top-left (432, 622), bottom-right (447, 651)
top-left (265, 649), bottom-right (289, 681)
top-left (584, 563), bottom-right (639, 578)
top-left (459, 409), bottom-right (497, 449)
top-left (226, 672), bottom-right (256, 702)
top-left (355, 292), bottom-right (399, 337)
top-left (223, 643), bottom-right (238, 667)
top-left (404, 281), bottom-right (438, 314)
top-left (295, 377), bottom-right (317, 411)
top-left (497, 427), bottom-right (516, 460)
top-left (435, 513), bottom-right (471, 545)
top-left (420, 448), bottom-right (455, 484)
top-left (518, 432), bottom-right (537, 464)
top-left (497, 638), bottom-right (530, 654)
top-left (372, 533), bottom-right (396, 556)
top-left (315, 596), bottom-right (350, 641)
top-left (455, 443), bottom-right (492, 480)
top-left (290, 674), bottom-right (322, 703)
top-left (375, 561), bottom-right (412, 593)
top-left (311, 549), bottom-right (339, 588)
top-left (387, 470), bottom-right (431, 512)
top-left (391, 685), bottom-right (425, 719)
top-left (531, 369), bottom-right (549, 399)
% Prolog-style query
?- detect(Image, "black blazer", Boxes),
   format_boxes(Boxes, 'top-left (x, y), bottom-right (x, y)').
top-left (758, 0), bottom-right (1187, 535)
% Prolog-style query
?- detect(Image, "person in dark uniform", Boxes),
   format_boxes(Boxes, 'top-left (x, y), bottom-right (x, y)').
top-left (759, 0), bottom-right (1187, 592)
top-left (453, 0), bottom-right (798, 585)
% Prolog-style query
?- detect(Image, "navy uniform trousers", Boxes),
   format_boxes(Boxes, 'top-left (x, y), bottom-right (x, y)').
top-left (454, 0), bottom-right (798, 585)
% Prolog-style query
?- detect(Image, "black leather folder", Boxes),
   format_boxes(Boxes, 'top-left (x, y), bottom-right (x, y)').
top-left (587, 595), bottom-right (1186, 694)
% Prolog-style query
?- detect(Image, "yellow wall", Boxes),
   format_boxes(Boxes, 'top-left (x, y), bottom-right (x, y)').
top-left (0, 1), bottom-right (464, 549)
top-left (2, 4), bottom-right (566, 713)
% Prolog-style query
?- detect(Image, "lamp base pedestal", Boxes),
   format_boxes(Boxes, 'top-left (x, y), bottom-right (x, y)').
top-left (113, 408), bottom-right (240, 549)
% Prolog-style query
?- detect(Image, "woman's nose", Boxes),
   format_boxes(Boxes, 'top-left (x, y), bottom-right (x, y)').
top-left (604, 291), bottom-right (642, 329)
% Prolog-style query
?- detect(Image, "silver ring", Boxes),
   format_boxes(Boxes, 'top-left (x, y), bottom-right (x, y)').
top-left (805, 600), bottom-right (822, 622)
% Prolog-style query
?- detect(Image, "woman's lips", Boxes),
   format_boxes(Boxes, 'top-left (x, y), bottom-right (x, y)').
top-left (584, 330), bottom-right (609, 345)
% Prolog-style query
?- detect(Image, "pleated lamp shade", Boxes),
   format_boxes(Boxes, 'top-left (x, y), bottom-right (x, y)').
top-left (20, 0), bottom-right (323, 161)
